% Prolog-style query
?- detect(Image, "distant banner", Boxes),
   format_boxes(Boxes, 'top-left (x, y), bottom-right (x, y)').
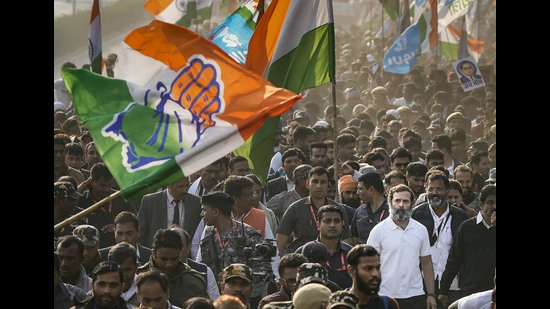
top-left (453, 56), bottom-right (485, 91)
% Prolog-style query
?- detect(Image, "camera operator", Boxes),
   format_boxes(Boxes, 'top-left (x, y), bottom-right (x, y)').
top-left (224, 176), bottom-right (281, 309)
top-left (197, 191), bottom-right (273, 307)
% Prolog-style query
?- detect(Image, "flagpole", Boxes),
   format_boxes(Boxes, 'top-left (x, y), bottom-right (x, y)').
top-left (380, 7), bottom-right (384, 60)
top-left (54, 191), bottom-right (122, 232)
top-left (331, 80), bottom-right (340, 204)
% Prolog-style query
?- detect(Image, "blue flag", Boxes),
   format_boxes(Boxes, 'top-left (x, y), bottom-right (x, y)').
top-left (382, 23), bottom-right (421, 74)
top-left (207, 0), bottom-right (259, 65)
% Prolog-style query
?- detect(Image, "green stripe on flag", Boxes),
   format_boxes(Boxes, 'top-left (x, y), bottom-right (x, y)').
top-left (440, 41), bottom-right (459, 60)
top-left (62, 68), bottom-right (185, 200)
top-left (265, 24), bottom-right (335, 94)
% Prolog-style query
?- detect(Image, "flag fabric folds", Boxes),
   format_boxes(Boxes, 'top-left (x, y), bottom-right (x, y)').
top-left (439, 21), bottom-right (483, 61)
top-left (207, 0), bottom-right (260, 65)
top-left (382, 0), bottom-right (437, 74)
top-left (245, 0), bottom-right (335, 94)
top-left (63, 20), bottom-right (302, 200)
top-left (144, 0), bottom-right (213, 27)
top-left (438, 0), bottom-right (474, 30)
top-left (89, 0), bottom-right (104, 74)
top-left (398, 0), bottom-right (411, 34)
top-left (379, 0), bottom-right (400, 21)
top-left (235, 0), bottom-right (336, 182)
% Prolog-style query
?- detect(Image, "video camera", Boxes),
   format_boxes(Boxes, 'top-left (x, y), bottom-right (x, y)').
top-left (243, 239), bottom-right (277, 283)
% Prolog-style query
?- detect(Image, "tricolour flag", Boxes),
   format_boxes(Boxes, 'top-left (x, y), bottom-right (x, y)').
top-left (398, 0), bottom-right (411, 34)
top-left (440, 21), bottom-right (483, 61)
top-left (144, 0), bottom-right (213, 27)
top-left (235, 0), bottom-right (336, 182)
top-left (63, 20), bottom-right (302, 200)
top-left (89, 0), bottom-right (104, 74)
top-left (438, 0), bottom-right (474, 30)
top-left (383, 0), bottom-right (437, 74)
top-left (464, 0), bottom-right (483, 57)
top-left (207, 0), bottom-right (261, 65)
top-left (245, 0), bottom-right (335, 93)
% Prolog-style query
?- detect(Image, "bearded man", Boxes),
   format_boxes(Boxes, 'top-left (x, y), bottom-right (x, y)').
top-left (366, 184), bottom-right (437, 309)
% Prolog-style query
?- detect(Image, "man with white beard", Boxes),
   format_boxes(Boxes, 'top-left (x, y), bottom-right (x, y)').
top-left (366, 184), bottom-right (437, 309)
top-left (411, 171), bottom-right (469, 307)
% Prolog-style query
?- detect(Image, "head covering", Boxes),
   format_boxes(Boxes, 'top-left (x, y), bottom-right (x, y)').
top-left (371, 86), bottom-right (387, 95)
top-left (54, 181), bottom-right (82, 199)
top-left (446, 112), bottom-right (464, 124)
top-left (396, 106), bottom-right (412, 115)
top-left (201, 191), bottom-right (234, 207)
top-left (427, 119), bottom-right (444, 130)
top-left (385, 109), bottom-right (400, 119)
top-left (327, 290), bottom-right (359, 309)
top-left (72, 225), bottom-right (100, 247)
top-left (297, 243), bottom-right (329, 264)
top-left (359, 165), bottom-right (378, 175)
top-left (486, 168), bottom-right (496, 183)
top-left (293, 164), bottom-right (313, 180)
top-left (221, 263), bottom-right (253, 284)
top-left (297, 262), bottom-right (328, 288)
top-left (54, 101), bottom-right (66, 112)
top-left (345, 89), bottom-right (361, 101)
top-left (292, 283), bottom-right (331, 309)
top-left (313, 120), bottom-right (330, 128)
top-left (339, 175), bottom-right (358, 194)
top-left (293, 110), bottom-right (309, 121)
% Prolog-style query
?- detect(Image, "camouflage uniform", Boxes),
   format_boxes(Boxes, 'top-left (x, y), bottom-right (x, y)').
top-left (220, 264), bottom-right (254, 309)
top-left (327, 290), bottom-right (359, 309)
top-left (72, 225), bottom-right (103, 275)
top-left (54, 181), bottom-right (96, 251)
top-left (199, 219), bottom-right (266, 282)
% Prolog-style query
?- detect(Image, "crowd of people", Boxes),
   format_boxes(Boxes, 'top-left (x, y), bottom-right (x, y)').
top-left (54, 4), bottom-right (496, 308)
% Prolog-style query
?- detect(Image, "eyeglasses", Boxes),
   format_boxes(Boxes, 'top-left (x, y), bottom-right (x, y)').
top-left (430, 161), bottom-right (444, 166)
top-left (239, 191), bottom-right (257, 198)
top-left (462, 66), bottom-right (474, 70)
top-left (394, 162), bottom-right (409, 168)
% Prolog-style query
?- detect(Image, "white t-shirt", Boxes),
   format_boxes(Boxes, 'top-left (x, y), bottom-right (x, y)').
top-left (457, 289), bottom-right (493, 309)
top-left (367, 217), bottom-right (431, 298)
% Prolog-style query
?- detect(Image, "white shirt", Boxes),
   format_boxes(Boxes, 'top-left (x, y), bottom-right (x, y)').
top-left (122, 274), bottom-right (138, 301)
top-left (204, 266), bottom-right (221, 300)
top-left (429, 205), bottom-right (457, 290)
top-left (54, 78), bottom-right (71, 108)
top-left (476, 211), bottom-right (493, 229)
top-left (188, 177), bottom-right (206, 197)
top-left (191, 218), bottom-right (205, 260)
top-left (456, 289), bottom-right (493, 309)
top-left (366, 217), bottom-right (431, 298)
top-left (268, 151), bottom-right (282, 178)
top-left (166, 190), bottom-right (185, 228)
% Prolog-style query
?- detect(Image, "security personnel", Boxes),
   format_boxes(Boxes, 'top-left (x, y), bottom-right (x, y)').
top-left (196, 191), bottom-right (266, 283)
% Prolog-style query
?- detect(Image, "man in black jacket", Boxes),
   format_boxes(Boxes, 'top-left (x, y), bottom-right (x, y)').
top-left (411, 171), bottom-right (469, 307)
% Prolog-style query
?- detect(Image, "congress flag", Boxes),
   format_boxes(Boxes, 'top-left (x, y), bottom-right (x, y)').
top-left (144, 0), bottom-right (213, 27)
top-left (63, 20), bottom-right (302, 200)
